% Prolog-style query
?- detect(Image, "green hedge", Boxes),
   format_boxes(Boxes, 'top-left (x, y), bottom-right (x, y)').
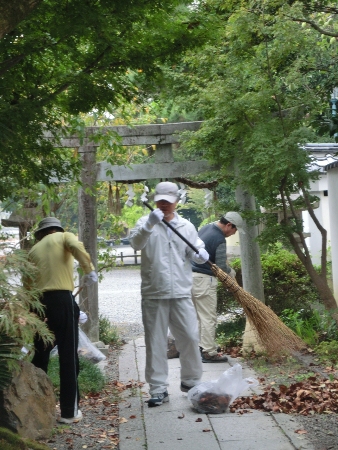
top-left (217, 245), bottom-right (320, 316)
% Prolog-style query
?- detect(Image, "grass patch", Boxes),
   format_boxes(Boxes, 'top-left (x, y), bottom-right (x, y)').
top-left (48, 356), bottom-right (106, 398)
top-left (314, 340), bottom-right (338, 365)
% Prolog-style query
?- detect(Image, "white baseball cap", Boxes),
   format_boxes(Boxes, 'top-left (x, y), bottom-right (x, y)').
top-left (223, 212), bottom-right (245, 234)
top-left (154, 182), bottom-right (179, 203)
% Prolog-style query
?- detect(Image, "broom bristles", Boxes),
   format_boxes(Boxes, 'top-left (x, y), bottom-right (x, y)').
top-left (210, 264), bottom-right (306, 355)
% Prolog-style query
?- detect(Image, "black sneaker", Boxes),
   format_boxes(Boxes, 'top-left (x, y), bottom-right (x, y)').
top-left (201, 352), bottom-right (228, 363)
top-left (180, 382), bottom-right (194, 393)
top-left (147, 391), bottom-right (169, 407)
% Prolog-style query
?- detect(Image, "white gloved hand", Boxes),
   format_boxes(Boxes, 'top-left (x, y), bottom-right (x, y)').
top-left (229, 267), bottom-right (236, 279)
top-left (194, 248), bottom-right (209, 263)
top-left (79, 311), bottom-right (88, 324)
top-left (146, 208), bottom-right (164, 227)
top-left (83, 270), bottom-right (98, 286)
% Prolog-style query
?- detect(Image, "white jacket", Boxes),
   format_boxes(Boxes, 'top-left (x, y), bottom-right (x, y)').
top-left (130, 213), bottom-right (205, 300)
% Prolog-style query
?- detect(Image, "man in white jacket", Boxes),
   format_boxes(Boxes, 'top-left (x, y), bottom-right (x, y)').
top-left (130, 181), bottom-right (209, 407)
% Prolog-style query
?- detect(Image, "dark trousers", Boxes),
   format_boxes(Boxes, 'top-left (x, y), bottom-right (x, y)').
top-left (31, 290), bottom-right (80, 419)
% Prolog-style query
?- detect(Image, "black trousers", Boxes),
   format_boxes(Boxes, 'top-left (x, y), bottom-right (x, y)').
top-left (31, 290), bottom-right (80, 419)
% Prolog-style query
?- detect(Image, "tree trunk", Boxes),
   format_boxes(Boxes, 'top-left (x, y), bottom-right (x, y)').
top-left (288, 234), bottom-right (338, 323)
top-left (0, 0), bottom-right (43, 39)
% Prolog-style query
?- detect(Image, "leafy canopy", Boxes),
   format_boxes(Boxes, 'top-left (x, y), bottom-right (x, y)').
top-left (0, 0), bottom-right (208, 200)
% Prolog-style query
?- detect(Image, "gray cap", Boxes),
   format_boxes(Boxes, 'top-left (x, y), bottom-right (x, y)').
top-left (154, 181), bottom-right (179, 203)
top-left (34, 217), bottom-right (64, 237)
top-left (223, 212), bottom-right (245, 234)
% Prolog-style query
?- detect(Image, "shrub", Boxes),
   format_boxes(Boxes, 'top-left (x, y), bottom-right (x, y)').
top-left (216, 315), bottom-right (246, 348)
top-left (0, 247), bottom-right (54, 389)
top-left (217, 245), bottom-right (320, 316)
top-left (48, 355), bottom-right (106, 398)
top-left (99, 315), bottom-right (120, 345)
top-left (280, 306), bottom-right (338, 347)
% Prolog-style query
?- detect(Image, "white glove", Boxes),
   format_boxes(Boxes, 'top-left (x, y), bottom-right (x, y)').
top-left (83, 270), bottom-right (98, 286)
top-left (229, 267), bottom-right (236, 279)
top-left (79, 311), bottom-right (88, 324)
top-left (146, 208), bottom-right (164, 227)
top-left (194, 248), bottom-right (209, 263)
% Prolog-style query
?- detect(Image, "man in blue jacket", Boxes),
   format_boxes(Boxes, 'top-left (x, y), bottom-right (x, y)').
top-left (191, 212), bottom-right (245, 362)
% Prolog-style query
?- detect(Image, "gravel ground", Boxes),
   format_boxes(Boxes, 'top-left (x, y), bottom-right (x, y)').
top-left (296, 414), bottom-right (338, 450)
top-left (42, 265), bottom-right (338, 450)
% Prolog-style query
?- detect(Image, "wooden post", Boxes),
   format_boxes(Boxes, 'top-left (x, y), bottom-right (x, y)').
top-left (78, 144), bottom-right (99, 342)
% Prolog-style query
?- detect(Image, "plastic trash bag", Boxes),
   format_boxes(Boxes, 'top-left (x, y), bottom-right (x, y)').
top-left (50, 328), bottom-right (106, 364)
top-left (188, 363), bottom-right (258, 414)
top-left (78, 328), bottom-right (106, 363)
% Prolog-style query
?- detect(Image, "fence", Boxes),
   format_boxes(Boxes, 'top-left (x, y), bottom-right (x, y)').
top-left (115, 250), bottom-right (141, 266)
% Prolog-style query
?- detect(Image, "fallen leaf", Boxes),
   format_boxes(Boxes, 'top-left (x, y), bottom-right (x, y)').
top-left (129, 415), bottom-right (136, 419)
top-left (119, 417), bottom-right (128, 424)
top-left (203, 429), bottom-right (211, 432)
top-left (178, 413), bottom-right (185, 419)
top-left (295, 429), bottom-right (308, 434)
top-left (195, 418), bottom-right (203, 422)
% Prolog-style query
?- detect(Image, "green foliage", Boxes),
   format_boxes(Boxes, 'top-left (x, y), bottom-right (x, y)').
top-left (217, 280), bottom-right (242, 316)
top-left (280, 307), bottom-right (338, 347)
top-left (0, 335), bottom-right (21, 391)
top-left (157, 0), bottom-right (338, 306)
top-left (0, 246), bottom-right (54, 389)
top-left (260, 245), bottom-right (320, 315)
top-left (0, 427), bottom-right (51, 450)
top-left (0, 249), bottom-right (54, 343)
top-left (99, 315), bottom-right (121, 346)
top-left (0, 0), bottom-right (209, 199)
top-left (280, 309), bottom-right (320, 347)
top-left (48, 355), bottom-right (106, 398)
top-left (217, 245), bottom-right (319, 317)
top-left (216, 316), bottom-right (246, 348)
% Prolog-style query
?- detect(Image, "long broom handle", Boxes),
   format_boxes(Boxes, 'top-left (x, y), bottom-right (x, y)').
top-left (143, 201), bottom-right (212, 266)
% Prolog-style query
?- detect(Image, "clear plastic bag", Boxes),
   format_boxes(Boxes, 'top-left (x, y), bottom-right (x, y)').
top-left (78, 328), bottom-right (106, 363)
top-left (188, 363), bottom-right (258, 414)
top-left (50, 328), bottom-right (106, 364)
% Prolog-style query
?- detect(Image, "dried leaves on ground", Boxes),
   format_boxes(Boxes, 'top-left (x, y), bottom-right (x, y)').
top-left (231, 375), bottom-right (338, 415)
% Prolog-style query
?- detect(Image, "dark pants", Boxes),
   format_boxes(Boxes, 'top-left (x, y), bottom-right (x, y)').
top-left (31, 290), bottom-right (80, 419)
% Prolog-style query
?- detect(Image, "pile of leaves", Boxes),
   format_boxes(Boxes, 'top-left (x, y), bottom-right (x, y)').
top-left (231, 375), bottom-right (338, 415)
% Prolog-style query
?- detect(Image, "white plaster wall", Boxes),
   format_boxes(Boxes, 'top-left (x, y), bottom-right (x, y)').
top-left (304, 174), bottom-right (331, 267)
top-left (327, 167), bottom-right (338, 300)
top-left (227, 233), bottom-right (241, 259)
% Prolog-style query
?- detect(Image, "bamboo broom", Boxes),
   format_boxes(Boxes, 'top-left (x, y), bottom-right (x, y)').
top-left (143, 201), bottom-right (306, 355)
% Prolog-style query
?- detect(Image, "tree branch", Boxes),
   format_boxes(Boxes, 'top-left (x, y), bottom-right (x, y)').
top-left (300, 184), bottom-right (327, 277)
top-left (285, 14), bottom-right (338, 38)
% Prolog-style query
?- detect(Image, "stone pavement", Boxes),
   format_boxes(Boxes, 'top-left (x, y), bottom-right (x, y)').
top-left (119, 337), bottom-right (315, 450)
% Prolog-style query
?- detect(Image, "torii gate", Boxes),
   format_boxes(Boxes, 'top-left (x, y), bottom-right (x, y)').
top-left (56, 121), bottom-right (263, 343)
